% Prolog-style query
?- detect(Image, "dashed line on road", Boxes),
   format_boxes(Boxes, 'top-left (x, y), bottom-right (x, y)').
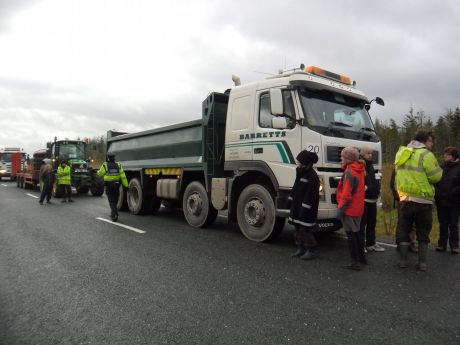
top-left (1, 184), bottom-right (8, 187)
top-left (26, 193), bottom-right (39, 199)
top-left (96, 217), bottom-right (146, 234)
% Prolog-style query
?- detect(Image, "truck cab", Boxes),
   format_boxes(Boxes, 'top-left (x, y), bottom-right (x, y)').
top-left (222, 65), bottom-right (382, 240)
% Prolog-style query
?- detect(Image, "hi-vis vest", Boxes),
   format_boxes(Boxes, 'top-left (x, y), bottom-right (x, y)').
top-left (394, 146), bottom-right (442, 201)
top-left (57, 165), bottom-right (71, 185)
top-left (97, 161), bottom-right (128, 187)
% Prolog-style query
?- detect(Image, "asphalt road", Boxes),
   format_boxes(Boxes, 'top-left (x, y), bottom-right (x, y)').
top-left (1, 181), bottom-right (459, 345)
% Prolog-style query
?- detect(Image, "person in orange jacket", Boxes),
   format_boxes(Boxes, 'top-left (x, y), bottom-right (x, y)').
top-left (336, 146), bottom-right (366, 270)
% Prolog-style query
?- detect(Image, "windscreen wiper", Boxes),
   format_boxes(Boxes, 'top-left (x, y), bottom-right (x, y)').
top-left (329, 121), bottom-right (352, 127)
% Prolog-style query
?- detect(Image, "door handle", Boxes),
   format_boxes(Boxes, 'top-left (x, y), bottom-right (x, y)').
top-left (254, 147), bottom-right (263, 154)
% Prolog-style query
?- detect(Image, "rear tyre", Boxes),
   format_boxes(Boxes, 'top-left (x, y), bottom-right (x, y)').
top-left (117, 184), bottom-right (129, 211)
top-left (127, 178), bottom-right (151, 215)
top-left (182, 181), bottom-right (217, 228)
top-left (236, 184), bottom-right (284, 242)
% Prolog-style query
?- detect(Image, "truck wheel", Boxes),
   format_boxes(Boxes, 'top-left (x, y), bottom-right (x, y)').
top-left (127, 178), bottom-right (151, 215)
top-left (90, 178), bottom-right (104, 196)
top-left (182, 181), bottom-right (217, 228)
top-left (237, 184), bottom-right (285, 242)
top-left (117, 185), bottom-right (128, 211)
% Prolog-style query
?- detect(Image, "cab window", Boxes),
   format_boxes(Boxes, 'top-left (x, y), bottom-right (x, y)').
top-left (258, 91), bottom-right (296, 129)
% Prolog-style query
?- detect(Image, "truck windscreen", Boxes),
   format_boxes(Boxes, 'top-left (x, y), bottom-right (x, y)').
top-left (299, 88), bottom-right (379, 142)
top-left (0, 153), bottom-right (12, 162)
top-left (58, 143), bottom-right (86, 160)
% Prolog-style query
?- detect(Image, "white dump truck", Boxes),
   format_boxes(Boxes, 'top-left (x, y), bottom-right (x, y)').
top-left (107, 65), bottom-right (384, 242)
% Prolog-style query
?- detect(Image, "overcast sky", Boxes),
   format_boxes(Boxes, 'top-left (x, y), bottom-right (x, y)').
top-left (1, 0), bottom-right (459, 154)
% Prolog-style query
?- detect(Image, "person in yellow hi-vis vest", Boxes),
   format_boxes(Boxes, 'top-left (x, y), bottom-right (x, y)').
top-left (97, 153), bottom-right (128, 222)
top-left (394, 129), bottom-right (442, 271)
top-left (57, 160), bottom-right (73, 203)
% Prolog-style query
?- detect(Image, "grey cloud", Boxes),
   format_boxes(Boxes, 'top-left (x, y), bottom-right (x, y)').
top-left (0, 0), bottom-right (43, 33)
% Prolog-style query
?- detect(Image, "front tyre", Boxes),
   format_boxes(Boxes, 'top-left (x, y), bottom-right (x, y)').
top-left (237, 184), bottom-right (284, 242)
top-left (182, 181), bottom-right (217, 228)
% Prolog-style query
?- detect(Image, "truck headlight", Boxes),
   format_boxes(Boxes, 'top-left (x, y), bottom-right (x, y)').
top-left (0, 169), bottom-right (6, 173)
top-left (318, 176), bottom-right (326, 201)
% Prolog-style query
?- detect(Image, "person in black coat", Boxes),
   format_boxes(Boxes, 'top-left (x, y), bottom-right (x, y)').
top-left (359, 147), bottom-right (384, 252)
top-left (435, 147), bottom-right (460, 254)
top-left (288, 150), bottom-right (320, 260)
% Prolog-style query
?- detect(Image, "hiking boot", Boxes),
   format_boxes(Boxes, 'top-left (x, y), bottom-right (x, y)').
top-left (416, 242), bottom-right (428, 272)
top-left (342, 262), bottom-right (361, 271)
top-left (291, 246), bottom-right (306, 258)
top-left (300, 249), bottom-right (318, 260)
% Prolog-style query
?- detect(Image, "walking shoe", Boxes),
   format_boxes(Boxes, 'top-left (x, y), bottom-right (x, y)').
top-left (435, 246), bottom-right (446, 252)
top-left (451, 248), bottom-right (459, 254)
top-left (68, 199), bottom-right (74, 203)
top-left (46, 200), bottom-right (52, 204)
top-left (416, 262), bottom-right (427, 271)
top-left (366, 244), bottom-right (385, 252)
top-left (39, 201), bottom-right (43, 205)
top-left (61, 200), bottom-right (67, 203)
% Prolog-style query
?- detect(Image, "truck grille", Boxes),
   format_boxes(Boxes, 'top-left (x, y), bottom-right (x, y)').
top-left (326, 146), bottom-right (379, 164)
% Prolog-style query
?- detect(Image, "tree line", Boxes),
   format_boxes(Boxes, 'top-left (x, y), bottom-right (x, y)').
top-left (374, 107), bottom-right (460, 163)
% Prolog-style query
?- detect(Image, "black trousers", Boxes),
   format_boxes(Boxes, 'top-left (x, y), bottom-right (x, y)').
top-left (60, 184), bottom-right (72, 201)
top-left (360, 202), bottom-right (377, 247)
top-left (105, 182), bottom-right (120, 217)
top-left (397, 201), bottom-right (432, 244)
top-left (436, 204), bottom-right (460, 249)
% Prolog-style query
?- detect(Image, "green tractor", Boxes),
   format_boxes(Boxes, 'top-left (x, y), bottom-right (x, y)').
top-left (47, 138), bottom-right (104, 197)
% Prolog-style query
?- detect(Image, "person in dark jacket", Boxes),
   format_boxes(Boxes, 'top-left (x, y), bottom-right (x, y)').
top-left (38, 163), bottom-right (55, 205)
top-left (435, 146), bottom-right (460, 254)
top-left (359, 146), bottom-right (384, 252)
top-left (288, 150), bottom-right (320, 260)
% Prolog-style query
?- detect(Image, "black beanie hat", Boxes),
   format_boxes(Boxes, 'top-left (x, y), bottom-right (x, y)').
top-left (296, 150), bottom-right (319, 166)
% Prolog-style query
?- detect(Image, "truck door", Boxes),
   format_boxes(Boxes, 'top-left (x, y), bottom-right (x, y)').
top-left (252, 89), bottom-right (302, 185)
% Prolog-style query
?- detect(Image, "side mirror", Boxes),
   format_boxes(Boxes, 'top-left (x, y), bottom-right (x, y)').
top-left (272, 117), bottom-right (287, 129)
top-left (270, 89), bottom-right (284, 115)
top-left (365, 97), bottom-right (385, 111)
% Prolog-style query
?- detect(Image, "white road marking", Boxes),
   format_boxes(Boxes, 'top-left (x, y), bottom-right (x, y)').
top-left (1, 184), bottom-right (8, 187)
top-left (96, 217), bottom-right (146, 234)
top-left (26, 193), bottom-right (39, 199)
